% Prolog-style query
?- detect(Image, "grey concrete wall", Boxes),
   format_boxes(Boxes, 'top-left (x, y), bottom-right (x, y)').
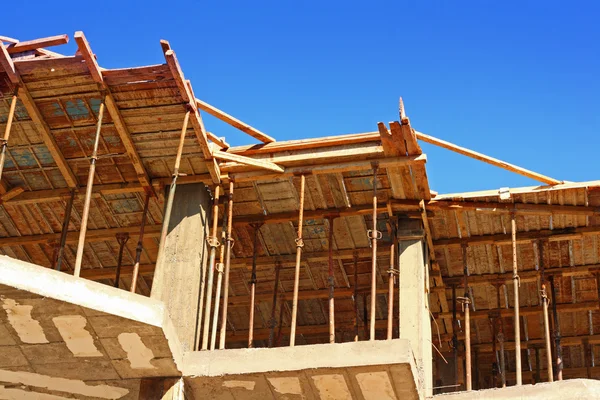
top-left (151, 183), bottom-right (211, 354)
top-left (398, 233), bottom-right (433, 399)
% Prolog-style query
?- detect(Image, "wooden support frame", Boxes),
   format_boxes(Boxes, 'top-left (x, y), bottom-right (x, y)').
top-left (196, 98), bottom-right (275, 143)
top-left (0, 42), bottom-right (78, 188)
top-left (74, 31), bottom-right (154, 195)
top-left (212, 147), bottom-right (284, 173)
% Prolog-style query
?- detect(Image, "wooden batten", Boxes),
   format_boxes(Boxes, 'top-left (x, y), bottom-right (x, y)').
top-left (6, 34), bottom-right (68, 54)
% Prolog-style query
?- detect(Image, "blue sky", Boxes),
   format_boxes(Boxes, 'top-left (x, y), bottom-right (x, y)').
top-left (5, 1), bottom-right (599, 194)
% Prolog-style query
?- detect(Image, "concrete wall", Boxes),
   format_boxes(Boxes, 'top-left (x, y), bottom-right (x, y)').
top-left (151, 183), bottom-right (211, 353)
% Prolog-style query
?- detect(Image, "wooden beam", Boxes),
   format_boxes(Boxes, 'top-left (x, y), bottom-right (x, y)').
top-left (230, 154), bottom-right (427, 182)
top-left (196, 98), bottom-right (275, 144)
top-left (433, 225), bottom-right (600, 247)
top-left (2, 66), bottom-right (79, 187)
top-left (74, 31), bottom-right (154, 195)
top-left (0, 186), bottom-right (24, 203)
top-left (444, 262), bottom-right (600, 287)
top-left (163, 48), bottom-right (220, 183)
top-left (426, 199), bottom-right (599, 216)
top-left (6, 35), bottom-right (68, 54)
top-left (0, 41), bottom-right (19, 84)
top-left (0, 224), bottom-right (161, 246)
top-left (212, 148), bottom-right (283, 173)
top-left (414, 130), bottom-right (561, 185)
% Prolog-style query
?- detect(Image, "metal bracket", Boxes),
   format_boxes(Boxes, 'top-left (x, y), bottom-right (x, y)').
top-left (295, 237), bottom-right (304, 248)
top-left (207, 236), bottom-right (220, 248)
top-left (367, 229), bottom-right (382, 240)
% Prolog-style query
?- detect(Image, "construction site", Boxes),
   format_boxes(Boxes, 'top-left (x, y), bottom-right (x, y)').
top-left (0, 32), bottom-right (599, 399)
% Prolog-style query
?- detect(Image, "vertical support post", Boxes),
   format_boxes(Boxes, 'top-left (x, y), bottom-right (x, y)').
top-left (130, 194), bottom-right (151, 293)
top-left (114, 233), bottom-right (130, 288)
top-left (491, 314), bottom-right (498, 387)
top-left (74, 100), bottom-right (105, 277)
top-left (289, 174), bottom-right (306, 347)
top-left (248, 223), bottom-right (260, 348)
top-left (460, 244), bottom-right (472, 391)
top-left (353, 251), bottom-right (359, 342)
top-left (201, 185), bottom-right (221, 350)
top-left (369, 164), bottom-right (380, 341)
top-left (511, 212), bottom-right (522, 385)
top-left (495, 283), bottom-right (506, 388)
top-left (268, 261), bottom-right (281, 348)
top-left (387, 219), bottom-right (396, 340)
top-left (539, 240), bottom-right (554, 381)
top-left (451, 285), bottom-right (459, 390)
top-left (154, 110), bottom-right (190, 285)
top-left (219, 181), bottom-right (235, 349)
top-left (210, 212), bottom-right (227, 350)
top-left (54, 189), bottom-right (75, 272)
top-left (0, 91), bottom-right (18, 181)
top-left (327, 216), bottom-right (336, 344)
top-left (550, 275), bottom-right (563, 380)
top-left (534, 347), bottom-right (541, 383)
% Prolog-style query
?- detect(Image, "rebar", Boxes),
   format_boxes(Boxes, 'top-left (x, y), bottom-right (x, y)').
top-left (114, 233), bottom-right (130, 288)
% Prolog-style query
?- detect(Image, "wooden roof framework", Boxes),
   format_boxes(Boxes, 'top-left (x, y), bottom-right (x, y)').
top-left (1, 31), bottom-right (599, 389)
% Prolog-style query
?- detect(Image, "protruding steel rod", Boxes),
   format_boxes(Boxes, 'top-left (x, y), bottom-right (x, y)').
top-left (114, 233), bottom-right (130, 288)
top-left (248, 223), bottom-right (260, 348)
top-left (74, 100), bottom-right (105, 277)
top-left (0, 92), bottom-right (18, 181)
top-left (387, 220), bottom-right (396, 340)
top-left (154, 110), bottom-right (190, 283)
top-left (130, 194), bottom-right (151, 293)
top-left (353, 251), bottom-right (359, 342)
top-left (539, 240), bottom-right (554, 382)
top-left (54, 189), bottom-right (75, 272)
top-left (210, 213), bottom-right (227, 350)
top-left (461, 244), bottom-right (472, 391)
top-left (511, 212), bottom-right (522, 385)
top-left (289, 174), bottom-right (306, 347)
top-left (550, 275), bottom-right (563, 380)
top-left (268, 261), bottom-right (282, 348)
top-left (369, 165), bottom-right (379, 341)
top-left (202, 185), bottom-right (221, 350)
top-left (327, 216), bottom-right (336, 344)
top-left (219, 181), bottom-right (235, 349)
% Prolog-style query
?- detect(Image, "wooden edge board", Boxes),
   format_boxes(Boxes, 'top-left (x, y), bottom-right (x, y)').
top-left (0, 41), bottom-right (19, 84)
top-left (415, 130), bottom-right (561, 185)
top-left (6, 34), bottom-right (68, 54)
top-left (212, 148), bottom-right (284, 173)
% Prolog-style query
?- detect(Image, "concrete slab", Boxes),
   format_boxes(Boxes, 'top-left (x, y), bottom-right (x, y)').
top-left (183, 340), bottom-right (420, 400)
top-left (0, 255), bottom-right (181, 399)
top-left (435, 379), bottom-right (600, 400)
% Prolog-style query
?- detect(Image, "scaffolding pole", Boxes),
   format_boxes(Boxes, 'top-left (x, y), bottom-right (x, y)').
top-left (268, 261), bottom-right (281, 348)
top-left (210, 215), bottom-right (227, 350)
top-left (539, 240), bottom-right (554, 382)
top-left (550, 275), bottom-right (563, 380)
top-left (353, 251), bottom-right (359, 342)
top-left (248, 223), bottom-right (260, 348)
top-left (0, 91), bottom-right (18, 182)
top-left (327, 216), bottom-right (336, 344)
top-left (74, 100), bottom-right (105, 277)
top-left (219, 181), bottom-right (235, 349)
top-left (54, 189), bottom-right (75, 272)
top-left (369, 164), bottom-right (380, 341)
top-left (114, 233), bottom-right (129, 288)
top-left (511, 212), bottom-right (522, 385)
top-left (130, 194), bottom-right (151, 293)
top-left (387, 219), bottom-right (397, 340)
top-left (460, 244), bottom-right (472, 391)
top-left (201, 185), bottom-right (221, 350)
top-left (289, 174), bottom-right (306, 347)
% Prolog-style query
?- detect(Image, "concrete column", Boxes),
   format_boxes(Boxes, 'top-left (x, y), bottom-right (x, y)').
top-left (151, 183), bottom-right (211, 352)
top-left (398, 229), bottom-right (432, 398)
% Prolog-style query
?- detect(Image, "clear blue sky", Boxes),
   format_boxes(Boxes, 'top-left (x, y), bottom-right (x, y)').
top-left (6, 1), bottom-right (599, 194)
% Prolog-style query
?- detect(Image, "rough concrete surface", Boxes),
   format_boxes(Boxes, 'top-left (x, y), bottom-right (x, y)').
top-left (183, 340), bottom-right (420, 399)
top-left (434, 379), bottom-right (600, 399)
